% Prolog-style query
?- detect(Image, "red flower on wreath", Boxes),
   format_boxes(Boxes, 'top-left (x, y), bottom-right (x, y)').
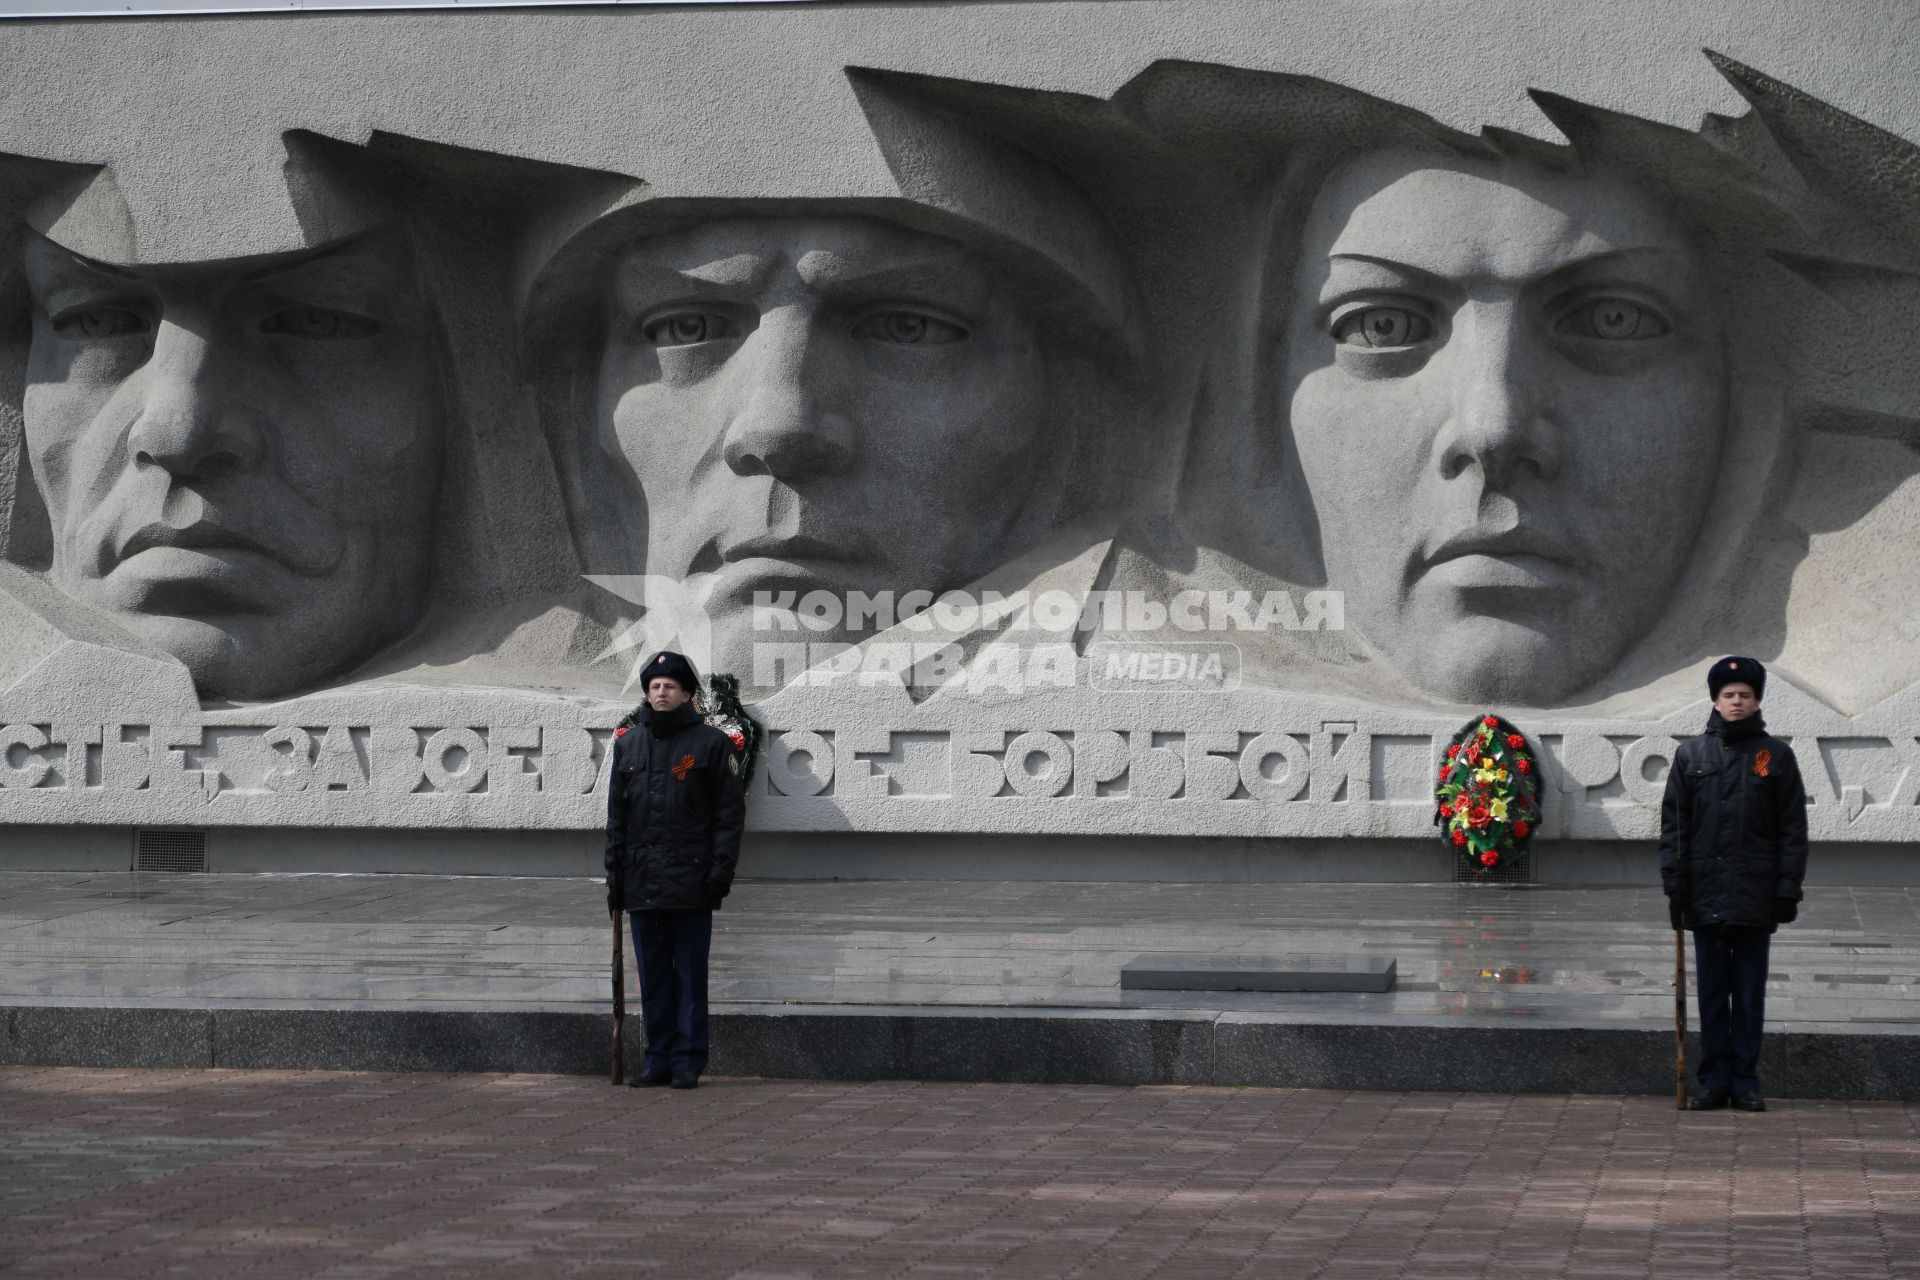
top-left (1438, 766), bottom-right (1449, 781)
top-left (1480, 850), bottom-right (1500, 867)
top-left (1513, 820), bottom-right (1531, 839)
top-left (1465, 743), bottom-right (1481, 764)
top-left (1506, 733), bottom-right (1524, 748)
top-left (1482, 716), bottom-right (1498, 727)
top-left (1468, 805), bottom-right (1491, 829)
top-left (1515, 758), bottom-right (1531, 774)
top-left (1446, 743), bottom-right (1460, 758)
top-left (1452, 830), bottom-right (1467, 847)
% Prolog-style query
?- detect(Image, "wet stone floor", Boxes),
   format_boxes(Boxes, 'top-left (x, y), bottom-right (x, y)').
top-left (0, 873), bottom-right (1916, 1031)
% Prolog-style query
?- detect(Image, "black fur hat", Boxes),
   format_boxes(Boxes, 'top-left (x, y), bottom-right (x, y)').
top-left (641, 650), bottom-right (700, 694)
top-left (1707, 656), bottom-right (1766, 701)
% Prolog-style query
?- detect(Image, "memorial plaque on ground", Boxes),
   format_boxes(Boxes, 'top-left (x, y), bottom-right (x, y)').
top-left (1121, 954), bottom-right (1397, 994)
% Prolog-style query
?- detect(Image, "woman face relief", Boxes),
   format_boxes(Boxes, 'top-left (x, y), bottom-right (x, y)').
top-left (1282, 152), bottom-right (1728, 704)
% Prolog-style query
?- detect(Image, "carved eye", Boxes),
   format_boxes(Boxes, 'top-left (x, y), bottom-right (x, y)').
top-left (1332, 306), bottom-right (1431, 349)
top-left (54, 306), bottom-right (148, 340)
top-left (261, 307), bottom-right (381, 339)
top-left (642, 313), bottom-right (737, 346)
top-left (1557, 298), bottom-right (1668, 341)
top-left (851, 311), bottom-right (968, 345)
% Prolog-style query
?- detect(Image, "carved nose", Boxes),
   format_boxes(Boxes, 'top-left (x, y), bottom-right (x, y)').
top-left (718, 315), bottom-right (855, 481)
top-left (1435, 310), bottom-right (1560, 487)
top-left (124, 319), bottom-right (264, 480)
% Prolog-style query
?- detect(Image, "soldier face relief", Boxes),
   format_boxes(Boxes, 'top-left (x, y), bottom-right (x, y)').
top-left (1282, 152), bottom-right (1728, 704)
top-left (596, 217), bottom-right (1048, 668)
top-left (21, 231), bottom-right (444, 701)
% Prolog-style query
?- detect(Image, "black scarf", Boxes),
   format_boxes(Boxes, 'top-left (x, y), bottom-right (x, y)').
top-left (642, 700), bottom-right (701, 738)
top-left (1706, 709), bottom-right (1767, 742)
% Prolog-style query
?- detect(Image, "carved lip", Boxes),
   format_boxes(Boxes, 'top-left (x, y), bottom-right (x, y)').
top-left (116, 519), bottom-right (333, 576)
top-left (720, 533), bottom-right (861, 566)
top-left (1422, 526), bottom-right (1579, 572)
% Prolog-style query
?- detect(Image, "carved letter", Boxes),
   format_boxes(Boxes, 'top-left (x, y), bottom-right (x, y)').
top-left (1240, 733), bottom-right (1309, 804)
top-left (0, 724), bottom-right (51, 789)
top-left (422, 728), bottom-right (488, 794)
top-left (1003, 731), bottom-right (1072, 798)
top-left (261, 726), bottom-right (316, 794)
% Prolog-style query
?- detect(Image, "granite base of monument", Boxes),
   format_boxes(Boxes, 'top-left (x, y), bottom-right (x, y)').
top-left (6, 1002), bottom-right (1919, 1101)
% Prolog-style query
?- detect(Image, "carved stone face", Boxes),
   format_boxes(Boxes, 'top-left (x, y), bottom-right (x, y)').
top-left (595, 217), bottom-right (1048, 672)
top-left (1283, 152), bottom-right (1727, 704)
top-left (21, 232), bottom-right (444, 701)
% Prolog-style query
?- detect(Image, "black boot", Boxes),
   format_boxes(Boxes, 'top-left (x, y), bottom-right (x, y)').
top-left (1687, 1089), bottom-right (1730, 1111)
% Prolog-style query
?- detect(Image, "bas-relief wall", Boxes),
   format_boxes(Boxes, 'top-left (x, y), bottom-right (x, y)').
top-left (1, 5), bottom-right (1918, 848)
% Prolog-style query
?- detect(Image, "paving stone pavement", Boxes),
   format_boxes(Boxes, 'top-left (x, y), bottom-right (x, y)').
top-left (0, 1066), bottom-right (1916, 1279)
top-left (3, 873), bottom-right (1918, 1031)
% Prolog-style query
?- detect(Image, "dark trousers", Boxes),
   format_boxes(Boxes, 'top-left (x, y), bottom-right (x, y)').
top-left (630, 909), bottom-right (713, 1077)
top-left (1692, 924), bottom-right (1770, 1094)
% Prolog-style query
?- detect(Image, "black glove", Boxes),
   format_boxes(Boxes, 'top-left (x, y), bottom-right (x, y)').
top-left (1668, 896), bottom-right (1686, 931)
top-left (705, 880), bottom-right (730, 911)
top-left (607, 879), bottom-right (621, 918)
top-left (1773, 898), bottom-right (1798, 925)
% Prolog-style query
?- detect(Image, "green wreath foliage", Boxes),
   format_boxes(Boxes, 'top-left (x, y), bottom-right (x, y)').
top-left (1434, 714), bottom-right (1542, 873)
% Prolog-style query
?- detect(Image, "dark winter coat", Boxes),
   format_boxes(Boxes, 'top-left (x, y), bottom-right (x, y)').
top-left (1659, 711), bottom-right (1809, 931)
top-left (605, 701), bottom-right (746, 913)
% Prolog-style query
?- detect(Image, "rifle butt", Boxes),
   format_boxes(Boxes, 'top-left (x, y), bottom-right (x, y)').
top-left (611, 913), bottom-right (626, 1086)
top-left (1674, 929), bottom-right (1688, 1111)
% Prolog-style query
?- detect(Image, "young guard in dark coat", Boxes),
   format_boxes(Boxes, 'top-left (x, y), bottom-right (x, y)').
top-left (606, 650), bottom-right (747, 1089)
top-left (1660, 657), bottom-right (1810, 1112)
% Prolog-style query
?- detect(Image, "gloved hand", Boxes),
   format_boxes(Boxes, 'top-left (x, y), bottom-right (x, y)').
top-left (1773, 898), bottom-right (1799, 925)
top-left (1668, 896), bottom-right (1687, 931)
top-left (607, 878), bottom-right (621, 919)
top-left (705, 880), bottom-right (731, 911)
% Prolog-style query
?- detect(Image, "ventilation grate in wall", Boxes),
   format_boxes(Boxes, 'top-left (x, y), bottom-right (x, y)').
top-left (1455, 850), bottom-right (1533, 886)
top-left (135, 829), bottom-right (207, 873)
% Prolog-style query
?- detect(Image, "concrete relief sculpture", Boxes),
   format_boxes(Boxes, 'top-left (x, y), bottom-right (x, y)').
top-left (1279, 132), bottom-right (1743, 706)
top-left (602, 215), bottom-right (1051, 677)
top-left (1, 48), bottom-right (1919, 843)
top-left (0, 130), bottom-right (639, 704)
top-left (860, 56), bottom-right (1918, 712)
top-left (0, 135), bottom-right (458, 702)
top-left (21, 226), bottom-right (446, 701)
top-left (527, 190), bottom-right (1137, 690)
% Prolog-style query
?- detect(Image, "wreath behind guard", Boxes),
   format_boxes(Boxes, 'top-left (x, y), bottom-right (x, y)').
top-left (615, 673), bottom-right (762, 781)
top-left (1434, 714), bottom-right (1542, 874)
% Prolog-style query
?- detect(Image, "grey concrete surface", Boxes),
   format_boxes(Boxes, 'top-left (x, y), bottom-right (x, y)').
top-left (1, 870), bottom-right (1916, 1094)
top-left (9, 826), bottom-right (1920, 887)
top-left (3, 872), bottom-right (1915, 1029)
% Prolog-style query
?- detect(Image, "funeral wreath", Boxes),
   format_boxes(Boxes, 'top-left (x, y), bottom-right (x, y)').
top-left (1434, 714), bottom-right (1542, 875)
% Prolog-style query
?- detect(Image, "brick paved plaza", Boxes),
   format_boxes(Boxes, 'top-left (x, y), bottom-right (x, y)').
top-left (2, 1068), bottom-right (1915, 1279)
